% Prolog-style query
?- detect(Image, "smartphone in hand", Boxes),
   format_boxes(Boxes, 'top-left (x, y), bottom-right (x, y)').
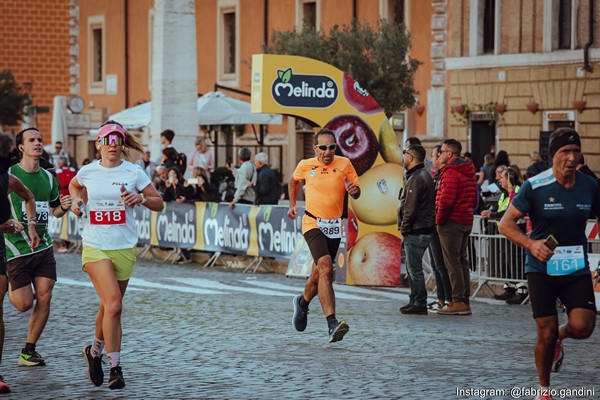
top-left (544, 234), bottom-right (559, 250)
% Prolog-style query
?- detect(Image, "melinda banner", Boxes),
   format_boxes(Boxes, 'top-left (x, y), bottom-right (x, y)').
top-left (48, 202), bottom-right (303, 260)
top-left (252, 54), bottom-right (403, 286)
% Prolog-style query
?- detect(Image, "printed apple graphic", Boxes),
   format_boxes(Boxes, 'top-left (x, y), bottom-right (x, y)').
top-left (350, 162), bottom-right (404, 225)
top-left (348, 232), bottom-right (401, 286)
top-left (324, 114), bottom-right (378, 176)
top-left (378, 119), bottom-right (403, 165)
top-left (347, 208), bottom-right (358, 250)
top-left (342, 73), bottom-right (382, 114)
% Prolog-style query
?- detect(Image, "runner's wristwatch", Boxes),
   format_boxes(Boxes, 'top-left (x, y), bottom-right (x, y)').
top-left (140, 193), bottom-right (148, 205)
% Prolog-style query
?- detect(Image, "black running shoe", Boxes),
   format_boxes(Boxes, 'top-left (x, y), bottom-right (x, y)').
top-left (108, 366), bottom-right (125, 390)
top-left (328, 320), bottom-right (349, 343)
top-left (18, 347), bottom-right (45, 366)
top-left (82, 344), bottom-right (104, 386)
top-left (292, 294), bottom-right (309, 332)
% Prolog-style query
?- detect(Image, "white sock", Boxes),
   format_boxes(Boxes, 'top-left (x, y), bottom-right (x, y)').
top-left (107, 352), bottom-right (120, 368)
top-left (91, 337), bottom-right (104, 358)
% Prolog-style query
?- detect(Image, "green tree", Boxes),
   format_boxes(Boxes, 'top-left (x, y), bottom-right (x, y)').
top-left (263, 19), bottom-right (421, 116)
top-left (0, 70), bottom-right (30, 127)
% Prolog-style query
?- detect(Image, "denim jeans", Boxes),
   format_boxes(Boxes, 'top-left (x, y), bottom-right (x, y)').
top-left (428, 229), bottom-right (452, 303)
top-left (404, 233), bottom-right (432, 307)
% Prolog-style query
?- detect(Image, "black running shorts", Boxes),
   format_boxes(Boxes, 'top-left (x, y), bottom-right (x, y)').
top-left (527, 272), bottom-right (596, 318)
top-left (303, 228), bottom-right (341, 265)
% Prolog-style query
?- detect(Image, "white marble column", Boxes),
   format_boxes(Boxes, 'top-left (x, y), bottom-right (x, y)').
top-left (150, 0), bottom-right (198, 161)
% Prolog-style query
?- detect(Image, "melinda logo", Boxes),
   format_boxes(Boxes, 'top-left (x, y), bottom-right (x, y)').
top-left (271, 68), bottom-right (338, 108)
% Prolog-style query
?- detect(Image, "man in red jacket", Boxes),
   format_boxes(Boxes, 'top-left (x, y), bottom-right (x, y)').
top-left (435, 139), bottom-right (478, 315)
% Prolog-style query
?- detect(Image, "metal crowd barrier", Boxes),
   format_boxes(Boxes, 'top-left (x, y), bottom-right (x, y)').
top-left (420, 216), bottom-right (600, 302)
top-left (468, 216), bottom-right (527, 299)
top-left (467, 216), bottom-right (600, 300)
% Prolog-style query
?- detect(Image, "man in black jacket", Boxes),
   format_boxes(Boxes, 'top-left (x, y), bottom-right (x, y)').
top-left (254, 152), bottom-right (279, 205)
top-left (398, 144), bottom-right (436, 315)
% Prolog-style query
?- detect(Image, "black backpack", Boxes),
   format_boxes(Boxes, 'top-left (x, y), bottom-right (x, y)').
top-left (177, 152), bottom-right (187, 175)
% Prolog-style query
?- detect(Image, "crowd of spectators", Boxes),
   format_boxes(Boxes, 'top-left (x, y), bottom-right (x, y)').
top-left (145, 129), bottom-right (281, 207)
top-left (401, 134), bottom-right (600, 311)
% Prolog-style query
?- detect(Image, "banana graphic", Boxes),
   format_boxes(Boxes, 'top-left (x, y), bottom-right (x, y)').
top-left (378, 119), bottom-right (403, 166)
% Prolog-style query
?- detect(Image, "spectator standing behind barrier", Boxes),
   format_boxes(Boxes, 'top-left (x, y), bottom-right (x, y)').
top-left (70, 121), bottom-right (163, 389)
top-left (55, 156), bottom-right (77, 197)
top-left (162, 167), bottom-right (186, 202)
top-left (153, 166), bottom-right (168, 197)
top-left (135, 150), bottom-right (157, 180)
top-left (397, 144), bottom-right (436, 315)
top-left (187, 137), bottom-right (215, 179)
top-left (426, 145), bottom-right (452, 312)
top-left (576, 154), bottom-right (600, 186)
top-left (477, 153), bottom-right (495, 187)
top-left (50, 141), bottom-right (77, 169)
top-left (481, 167), bottom-right (526, 303)
top-left (526, 151), bottom-right (549, 178)
top-left (182, 167), bottom-right (219, 203)
top-left (159, 129), bottom-right (186, 175)
top-left (160, 129), bottom-right (175, 149)
top-left (499, 128), bottom-right (599, 400)
top-left (404, 136), bottom-right (421, 149)
top-left (5, 127), bottom-right (72, 368)
top-left (227, 147), bottom-right (256, 208)
top-left (253, 152), bottom-right (279, 205)
top-left (490, 150), bottom-right (510, 188)
top-left (288, 129), bottom-right (361, 343)
top-left (435, 139), bottom-right (477, 315)
top-left (161, 147), bottom-right (180, 172)
top-left (55, 156), bottom-right (77, 252)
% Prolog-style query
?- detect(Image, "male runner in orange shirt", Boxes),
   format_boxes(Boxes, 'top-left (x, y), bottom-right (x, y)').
top-left (288, 129), bottom-right (361, 343)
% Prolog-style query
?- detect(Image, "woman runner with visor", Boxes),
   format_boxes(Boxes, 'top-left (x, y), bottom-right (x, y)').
top-left (69, 121), bottom-right (163, 389)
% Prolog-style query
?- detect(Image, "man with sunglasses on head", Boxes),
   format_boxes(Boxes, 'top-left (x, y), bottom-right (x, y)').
top-left (288, 129), bottom-right (361, 343)
top-left (435, 138), bottom-right (477, 315)
top-left (5, 127), bottom-right (72, 368)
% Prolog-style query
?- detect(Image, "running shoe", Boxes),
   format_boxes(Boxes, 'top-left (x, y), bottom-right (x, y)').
top-left (534, 391), bottom-right (553, 400)
top-left (328, 320), bottom-right (349, 343)
top-left (82, 344), bottom-right (104, 386)
top-left (18, 347), bottom-right (45, 366)
top-left (292, 294), bottom-right (309, 332)
top-left (108, 366), bottom-right (125, 390)
top-left (551, 339), bottom-right (564, 372)
top-left (427, 301), bottom-right (443, 312)
top-left (0, 375), bottom-right (11, 393)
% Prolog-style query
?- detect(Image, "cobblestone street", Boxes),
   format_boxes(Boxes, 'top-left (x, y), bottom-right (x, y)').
top-left (0, 253), bottom-right (598, 399)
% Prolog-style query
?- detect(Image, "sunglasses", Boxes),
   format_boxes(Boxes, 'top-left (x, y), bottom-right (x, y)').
top-left (99, 134), bottom-right (125, 146)
top-left (316, 143), bottom-right (337, 151)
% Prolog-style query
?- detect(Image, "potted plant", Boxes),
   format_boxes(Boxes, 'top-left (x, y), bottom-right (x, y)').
top-left (526, 102), bottom-right (539, 114)
top-left (451, 104), bottom-right (465, 116)
top-left (494, 102), bottom-right (507, 114)
top-left (572, 100), bottom-right (586, 113)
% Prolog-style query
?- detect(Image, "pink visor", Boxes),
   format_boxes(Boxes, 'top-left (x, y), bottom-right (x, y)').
top-left (97, 124), bottom-right (126, 140)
